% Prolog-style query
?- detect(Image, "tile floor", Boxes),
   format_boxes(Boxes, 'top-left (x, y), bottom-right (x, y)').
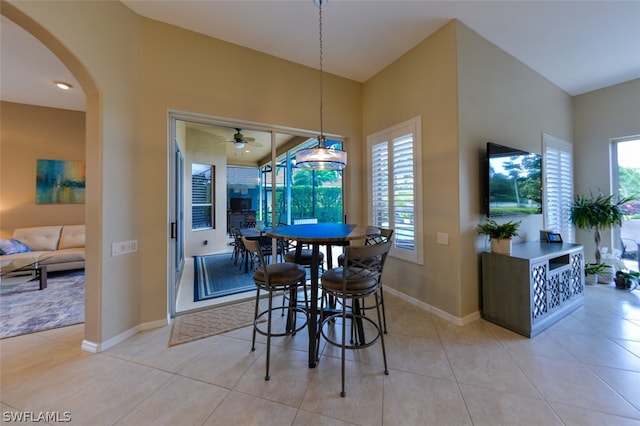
top-left (2, 284), bottom-right (640, 425)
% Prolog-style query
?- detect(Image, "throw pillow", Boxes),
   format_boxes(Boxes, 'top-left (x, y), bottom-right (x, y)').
top-left (0, 238), bottom-right (31, 255)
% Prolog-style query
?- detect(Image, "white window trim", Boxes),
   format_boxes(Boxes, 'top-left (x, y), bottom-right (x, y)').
top-left (367, 116), bottom-right (423, 264)
top-left (542, 133), bottom-right (574, 243)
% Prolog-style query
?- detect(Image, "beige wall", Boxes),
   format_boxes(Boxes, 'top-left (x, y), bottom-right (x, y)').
top-left (5, 0), bottom-right (142, 345)
top-left (0, 102), bottom-right (85, 237)
top-left (363, 20), bottom-right (573, 318)
top-left (363, 21), bottom-right (461, 317)
top-left (137, 19), bottom-right (363, 323)
top-left (3, 1), bottom-right (362, 344)
top-left (456, 23), bottom-right (573, 316)
top-left (573, 79), bottom-right (640, 261)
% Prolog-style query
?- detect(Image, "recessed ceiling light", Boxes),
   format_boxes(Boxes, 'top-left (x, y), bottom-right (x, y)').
top-left (54, 81), bottom-right (72, 90)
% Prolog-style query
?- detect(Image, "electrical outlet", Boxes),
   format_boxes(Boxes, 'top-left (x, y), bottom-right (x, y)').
top-left (112, 240), bottom-right (138, 256)
top-left (437, 232), bottom-right (449, 245)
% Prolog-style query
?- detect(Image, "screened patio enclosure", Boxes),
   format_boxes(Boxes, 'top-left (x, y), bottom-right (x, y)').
top-left (226, 136), bottom-right (344, 229)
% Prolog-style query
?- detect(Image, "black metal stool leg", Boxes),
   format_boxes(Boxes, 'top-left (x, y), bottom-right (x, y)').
top-left (265, 286), bottom-right (273, 381)
top-left (340, 296), bottom-right (347, 397)
top-left (251, 288), bottom-right (260, 351)
top-left (376, 297), bottom-right (389, 375)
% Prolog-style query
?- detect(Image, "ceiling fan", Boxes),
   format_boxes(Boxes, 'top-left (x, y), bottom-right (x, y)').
top-left (228, 128), bottom-right (262, 149)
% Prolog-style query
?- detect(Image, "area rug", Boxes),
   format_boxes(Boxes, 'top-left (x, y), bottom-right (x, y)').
top-left (193, 253), bottom-right (255, 302)
top-left (0, 270), bottom-right (84, 339)
top-left (169, 299), bottom-right (259, 346)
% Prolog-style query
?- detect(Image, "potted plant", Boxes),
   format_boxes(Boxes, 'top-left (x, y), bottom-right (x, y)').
top-left (477, 219), bottom-right (521, 254)
top-left (614, 270), bottom-right (639, 290)
top-left (570, 192), bottom-right (635, 264)
top-left (584, 262), bottom-right (609, 285)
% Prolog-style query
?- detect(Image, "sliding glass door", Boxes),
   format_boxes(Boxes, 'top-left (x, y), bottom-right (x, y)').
top-left (613, 136), bottom-right (640, 270)
top-left (168, 114), bottom-right (345, 315)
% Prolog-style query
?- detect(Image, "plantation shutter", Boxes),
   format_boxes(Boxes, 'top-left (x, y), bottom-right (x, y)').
top-left (371, 141), bottom-right (389, 228)
top-left (543, 134), bottom-right (574, 242)
top-left (392, 134), bottom-right (415, 251)
top-left (367, 116), bottom-right (423, 264)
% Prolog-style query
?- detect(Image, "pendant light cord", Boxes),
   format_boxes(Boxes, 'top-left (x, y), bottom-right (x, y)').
top-left (294, 0), bottom-right (346, 170)
top-left (318, 0), bottom-right (325, 147)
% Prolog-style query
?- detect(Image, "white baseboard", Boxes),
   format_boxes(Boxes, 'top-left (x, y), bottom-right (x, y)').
top-left (80, 340), bottom-right (99, 353)
top-left (81, 318), bottom-right (168, 353)
top-left (81, 290), bottom-right (481, 353)
top-left (383, 286), bottom-right (481, 326)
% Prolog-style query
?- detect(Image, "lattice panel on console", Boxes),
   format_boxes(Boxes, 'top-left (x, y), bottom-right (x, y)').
top-left (548, 273), bottom-right (562, 309)
top-left (532, 263), bottom-right (547, 319)
top-left (559, 269), bottom-right (572, 302)
top-left (571, 253), bottom-right (584, 296)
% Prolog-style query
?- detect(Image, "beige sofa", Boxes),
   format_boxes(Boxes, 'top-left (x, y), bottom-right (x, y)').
top-left (1, 225), bottom-right (85, 272)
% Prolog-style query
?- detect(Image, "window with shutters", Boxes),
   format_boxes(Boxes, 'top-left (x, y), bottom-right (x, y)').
top-left (542, 134), bottom-right (574, 242)
top-left (192, 163), bottom-right (214, 230)
top-left (367, 117), bottom-right (423, 264)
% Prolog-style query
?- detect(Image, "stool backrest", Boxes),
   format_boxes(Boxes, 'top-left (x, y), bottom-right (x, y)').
top-left (365, 228), bottom-right (394, 246)
top-left (342, 239), bottom-right (392, 284)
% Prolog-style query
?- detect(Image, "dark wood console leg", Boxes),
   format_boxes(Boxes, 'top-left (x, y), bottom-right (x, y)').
top-left (38, 266), bottom-right (48, 290)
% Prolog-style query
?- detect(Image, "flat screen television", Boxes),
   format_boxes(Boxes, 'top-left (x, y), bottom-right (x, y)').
top-left (485, 142), bottom-right (542, 217)
top-left (230, 197), bottom-right (252, 211)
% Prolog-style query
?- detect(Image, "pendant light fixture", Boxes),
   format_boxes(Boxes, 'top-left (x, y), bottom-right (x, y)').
top-left (296, 0), bottom-right (347, 171)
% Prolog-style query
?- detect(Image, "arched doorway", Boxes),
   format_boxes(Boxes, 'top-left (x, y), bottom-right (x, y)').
top-left (1, 3), bottom-right (100, 346)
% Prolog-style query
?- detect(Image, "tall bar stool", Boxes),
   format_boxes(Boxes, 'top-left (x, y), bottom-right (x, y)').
top-left (319, 239), bottom-right (392, 397)
top-left (283, 240), bottom-right (325, 310)
top-left (337, 227), bottom-right (394, 333)
top-left (242, 236), bottom-right (309, 381)
top-left (284, 241), bottom-right (325, 272)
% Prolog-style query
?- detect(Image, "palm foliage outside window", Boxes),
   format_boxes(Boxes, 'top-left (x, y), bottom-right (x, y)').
top-left (261, 139), bottom-right (344, 225)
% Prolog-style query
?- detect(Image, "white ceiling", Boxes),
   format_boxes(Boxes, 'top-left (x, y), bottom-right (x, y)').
top-left (1, 0), bottom-right (639, 113)
top-left (1, 15), bottom-right (84, 111)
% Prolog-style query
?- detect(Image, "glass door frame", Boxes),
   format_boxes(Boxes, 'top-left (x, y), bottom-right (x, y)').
top-left (167, 110), bottom-right (345, 317)
top-left (612, 135), bottom-right (640, 269)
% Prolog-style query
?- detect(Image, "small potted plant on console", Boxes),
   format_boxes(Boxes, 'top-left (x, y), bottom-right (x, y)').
top-left (477, 219), bottom-right (521, 255)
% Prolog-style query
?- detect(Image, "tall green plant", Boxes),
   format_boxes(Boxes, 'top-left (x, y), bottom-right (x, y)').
top-left (570, 191), bottom-right (635, 263)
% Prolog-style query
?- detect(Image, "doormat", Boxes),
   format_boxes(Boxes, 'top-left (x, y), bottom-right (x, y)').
top-left (169, 299), bottom-right (260, 346)
top-left (193, 253), bottom-right (255, 302)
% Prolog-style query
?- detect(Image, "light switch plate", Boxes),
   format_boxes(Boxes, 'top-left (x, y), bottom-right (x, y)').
top-left (112, 240), bottom-right (138, 256)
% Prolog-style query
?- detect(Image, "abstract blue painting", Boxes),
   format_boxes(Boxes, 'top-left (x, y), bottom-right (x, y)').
top-left (36, 159), bottom-right (86, 204)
